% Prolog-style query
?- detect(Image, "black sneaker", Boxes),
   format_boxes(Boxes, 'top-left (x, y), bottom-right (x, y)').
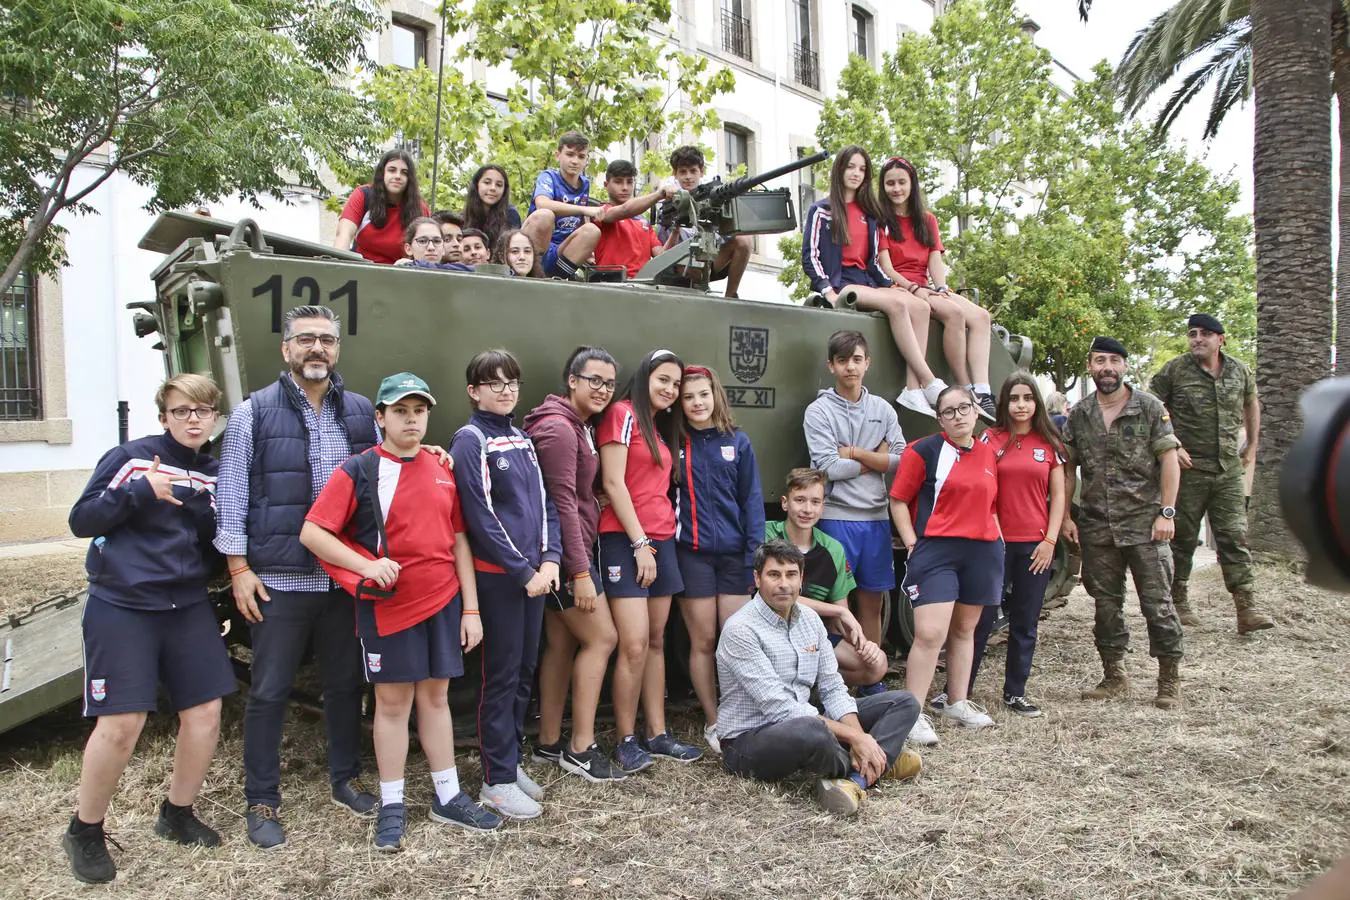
top-left (531, 737), bottom-right (566, 766)
top-left (154, 800), bottom-right (221, 847)
top-left (373, 803), bottom-right (406, 853)
top-left (332, 777), bottom-right (378, 818)
top-left (246, 803), bottom-right (285, 850)
top-left (560, 744), bottom-right (626, 783)
top-left (1003, 695), bottom-right (1043, 718)
top-left (642, 731), bottom-right (704, 763)
top-left (975, 391), bottom-right (996, 421)
top-left (429, 790), bottom-right (503, 833)
top-left (63, 816), bottom-right (119, 884)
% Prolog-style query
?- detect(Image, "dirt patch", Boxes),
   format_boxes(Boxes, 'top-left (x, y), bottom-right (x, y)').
top-left (0, 551), bottom-right (87, 619)
top-left (1, 565), bottom-right (1346, 899)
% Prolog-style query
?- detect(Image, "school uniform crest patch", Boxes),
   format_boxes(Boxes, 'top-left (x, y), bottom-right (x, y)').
top-left (496, 457), bottom-right (510, 471)
top-left (607, 566), bottom-right (622, 583)
top-left (89, 679), bottom-right (107, 702)
top-left (366, 653), bottom-right (383, 673)
top-left (721, 446), bottom-right (736, 462)
top-left (1033, 448), bottom-right (1047, 463)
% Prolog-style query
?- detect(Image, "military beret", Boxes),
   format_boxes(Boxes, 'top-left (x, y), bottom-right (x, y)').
top-left (1187, 313), bottom-right (1224, 334)
top-left (1089, 336), bottom-right (1128, 358)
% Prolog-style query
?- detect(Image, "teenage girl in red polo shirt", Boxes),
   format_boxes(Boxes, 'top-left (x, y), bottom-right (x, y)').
top-left (968, 371), bottom-right (1065, 717)
top-left (334, 149), bottom-right (431, 264)
top-left (597, 349), bottom-right (704, 773)
top-left (889, 386), bottom-right (1002, 746)
top-left (876, 156), bottom-right (996, 419)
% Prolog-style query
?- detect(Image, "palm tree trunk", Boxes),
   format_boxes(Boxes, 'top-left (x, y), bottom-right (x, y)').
top-left (1334, 5), bottom-right (1350, 371)
top-left (1248, 0), bottom-right (1335, 561)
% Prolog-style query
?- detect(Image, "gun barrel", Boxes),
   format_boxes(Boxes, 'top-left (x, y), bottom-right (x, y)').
top-left (708, 149), bottom-right (832, 206)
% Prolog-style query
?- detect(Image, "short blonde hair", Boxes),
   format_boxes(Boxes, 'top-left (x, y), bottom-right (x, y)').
top-left (156, 373), bottom-right (220, 413)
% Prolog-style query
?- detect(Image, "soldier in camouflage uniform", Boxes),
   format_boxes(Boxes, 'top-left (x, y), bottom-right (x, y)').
top-left (1062, 337), bottom-right (1185, 710)
top-left (1150, 313), bottom-right (1274, 634)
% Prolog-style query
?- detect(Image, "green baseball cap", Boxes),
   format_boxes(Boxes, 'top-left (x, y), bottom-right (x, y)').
top-left (377, 372), bottom-right (436, 407)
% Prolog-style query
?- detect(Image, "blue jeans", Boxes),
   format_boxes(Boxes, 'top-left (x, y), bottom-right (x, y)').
top-left (243, 589), bottom-right (365, 808)
top-left (970, 542), bottom-right (1052, 699)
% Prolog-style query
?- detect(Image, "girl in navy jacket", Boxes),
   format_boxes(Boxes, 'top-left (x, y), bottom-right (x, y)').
top-left (802, 145), bottom-right (947, 418)
top-left (673, 365), bottom-right (764, 753)
top-left (450, 349), bottom-right (561, 821)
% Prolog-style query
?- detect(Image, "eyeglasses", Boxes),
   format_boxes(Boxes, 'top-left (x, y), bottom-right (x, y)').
top-left (575, 374), bottom-right (617, 393)
top-left (413, 236), bottom-right (444, 247)
top-left (938, 402), bottom-right (975, 421)
top-left (287, 333), bottom-right (339, 349)
top-left (478, 380), bottom-right (521, 394)
top-left (167, 407), bottom-right (217, 421)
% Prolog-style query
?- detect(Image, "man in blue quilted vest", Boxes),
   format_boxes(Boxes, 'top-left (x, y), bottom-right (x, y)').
top-left (215, 304), bottom-right (379, 849)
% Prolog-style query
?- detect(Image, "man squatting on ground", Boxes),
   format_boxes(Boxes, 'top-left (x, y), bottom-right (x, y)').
top-left (63, 374), bottom-right (237, 885)
top-left (716, 540), bottom-right (922, 816)
top-left (1061, 336), bottom-right (1186, 709)
top-left (1149, 313), bottom-right (1274, 634)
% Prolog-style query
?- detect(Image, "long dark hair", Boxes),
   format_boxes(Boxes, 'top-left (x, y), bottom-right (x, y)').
top-left (618, 349), bottom-right (684, 465)
top-left (878, 156), bottom-right (936, 249)
top-left (464, 164), bottom-right (513, 245)
top-left (492, 228), bottom-right (544, 277)
top-left (827, 145), bottom-right (883, 246)
top-left (994, 370), bottom-right (1066, 460)
top-left (367, 149), bottom-right (423, 231)
top-left (562, 346), bottom-right (618, 390)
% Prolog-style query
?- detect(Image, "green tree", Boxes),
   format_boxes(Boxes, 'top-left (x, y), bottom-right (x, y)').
top-left (0, 0), bottom-right (384, 296)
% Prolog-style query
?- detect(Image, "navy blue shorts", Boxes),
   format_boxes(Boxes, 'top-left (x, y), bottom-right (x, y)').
top-left (840, 266), bottom-right (875, 288)
top-left (676, 546), bottom-right (752, 597)
top-left (817, 519), bottom-right (895, 592)
top-left (357, 596), bottom-right (463, 683)
top-left (598, 533), bottom-right (684, 599)
top-left (548, 544), bottom-right (604, 612)
top-left (81, 594), bottom-right (236, 717)
top-left (900, 537), bottom-right (1004, 608)
top-left (541, 242), bottom-right (564, 276)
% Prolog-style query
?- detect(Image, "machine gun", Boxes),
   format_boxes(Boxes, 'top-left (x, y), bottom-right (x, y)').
top-left (636, 149), bottom-right (832, 291)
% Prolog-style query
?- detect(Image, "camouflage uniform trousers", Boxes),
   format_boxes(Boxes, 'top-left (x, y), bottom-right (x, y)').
top-left (1080, 540), bottom-right (1184, 659)
top-left (1171, 465), bottom-right (1254, 595)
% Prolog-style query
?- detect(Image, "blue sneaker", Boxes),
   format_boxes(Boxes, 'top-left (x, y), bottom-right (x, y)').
top-left (642, 731), bottom-right (703, 763)
top-left (856, 681), bottom-right (888, 698)
top-left (373, 803), bottom-right (405, 853)
top-left (429, 790), bottom-right (502, 833)
top-left (615, 735), bottom-right (654, 774)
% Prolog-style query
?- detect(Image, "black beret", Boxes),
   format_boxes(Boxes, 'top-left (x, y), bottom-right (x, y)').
top-left (1187, 313), bottom-right (1224, 334)
top-left (1089, 336), bottom-right (1128, 358)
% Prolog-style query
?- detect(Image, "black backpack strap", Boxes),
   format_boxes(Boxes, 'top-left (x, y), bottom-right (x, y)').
top-left (357, 449), bottom-right (395, 601)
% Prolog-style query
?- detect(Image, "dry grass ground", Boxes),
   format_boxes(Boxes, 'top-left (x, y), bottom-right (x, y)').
top-left (0, 563), bottom-right (1346, 899)
top-left (0, 552), bottom-right (87, 619)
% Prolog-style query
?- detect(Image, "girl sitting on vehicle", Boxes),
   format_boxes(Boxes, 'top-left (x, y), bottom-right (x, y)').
top-left (395, 218), bottom-right (473, 271)
top-left (673, 364), bottom-right (764, 755)
top-left (598, 349), bottom-right (704, 774)
top-left (493, 229), bottom-right (545, 278)
top-left (464, 164), bottom-right (523, 248)
top-left (334, 149), bottom-right (431, 265)
top-left (802, 146), bottom-right (947, 418)
top-left (876, 156), bottom-right (996, 419)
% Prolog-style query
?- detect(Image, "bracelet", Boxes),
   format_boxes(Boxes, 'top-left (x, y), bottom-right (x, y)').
top-left (630, 536), bottom-right (652, 550)
top-left (229, 565), bottom-right (251, 577)
top-left (463, 609), bottom-right (480, 616)
top-left (634, 544), bottom-right (657, 556)
top-left (1041, 538), bottom-right (1056, 546)
top-left (572, 571), bottom-right (592, 582)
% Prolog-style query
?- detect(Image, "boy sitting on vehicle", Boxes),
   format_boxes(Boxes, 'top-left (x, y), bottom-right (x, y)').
top-left (566, 159), bottom-right (675, 279)
top-left (655, 144), bottom-right (753, 298)
top-left (524, 132), bottom-right (604, 279)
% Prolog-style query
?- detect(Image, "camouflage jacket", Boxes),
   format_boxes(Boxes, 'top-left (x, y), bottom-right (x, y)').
top-left (1063, 387), bottom-right (1181, 546)
top-left (1149, 352), bottom-right (1255, 473)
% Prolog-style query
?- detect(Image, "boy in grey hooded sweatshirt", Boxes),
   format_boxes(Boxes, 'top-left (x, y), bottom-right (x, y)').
top-left (803, 331), bottom-right (906, 685)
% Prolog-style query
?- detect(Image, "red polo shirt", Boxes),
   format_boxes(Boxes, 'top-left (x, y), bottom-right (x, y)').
top-left (981, 427), bottom-right (1061, 542)
top-left (596, 400), bottom-right (676, 540)
top-left (880, 212), bottom-right (944, 283)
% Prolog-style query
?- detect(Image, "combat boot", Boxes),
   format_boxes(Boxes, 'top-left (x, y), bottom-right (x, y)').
top-left (1154, 657), bottom-right (1181, 710)
top-left (1081, 656), bottom-right (1130, 701)
top-left (1233, 590), bottom-right (1275, 634)
top-left (1172, 581), bottom-right (1200, 627)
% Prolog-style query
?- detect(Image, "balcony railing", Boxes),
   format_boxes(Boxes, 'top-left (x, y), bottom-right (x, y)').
top-left (720, 10), bottom-right (752, 61)
top-left (792, 42), bottom-right (820, 91)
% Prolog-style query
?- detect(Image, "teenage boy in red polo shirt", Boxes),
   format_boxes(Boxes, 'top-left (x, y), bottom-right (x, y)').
top-left (301, 372), bottom-right (502, 852)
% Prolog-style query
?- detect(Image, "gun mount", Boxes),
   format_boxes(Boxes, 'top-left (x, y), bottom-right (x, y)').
top-left (637, 149), bottom-right (831, 291)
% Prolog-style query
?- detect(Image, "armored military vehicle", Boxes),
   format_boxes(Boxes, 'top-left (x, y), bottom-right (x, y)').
top-left (0, 155), bottom-right (1055, 734)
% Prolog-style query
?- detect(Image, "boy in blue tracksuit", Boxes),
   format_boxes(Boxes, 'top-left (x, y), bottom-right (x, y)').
top-left (449, 350), bottom-right (562, 820)
top-left (62, 374), bottom-right (236, 885)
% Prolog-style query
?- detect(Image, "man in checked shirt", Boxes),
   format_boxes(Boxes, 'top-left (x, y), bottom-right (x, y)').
top-left (715, 540), bottom-right (923, 816)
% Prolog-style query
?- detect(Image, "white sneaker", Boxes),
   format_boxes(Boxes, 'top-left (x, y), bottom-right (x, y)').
top-left (940, 699), bottom-right (996, 729)
top-left (703, 723), bottom-right (722, 755)
top-left (479, 781), bottom-right (542, 820)
top-left (907, 713), bottom-right (940, 746)
top-left (922, 378), bottom-right (949, 408)
top-left (897, 388), bottom-right (936, 418)
top-left (515, 765), bottom-right (545, 802)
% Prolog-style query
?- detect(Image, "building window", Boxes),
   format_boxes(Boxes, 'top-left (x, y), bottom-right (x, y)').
top-left (0, 270), bottom-right (41, 421)
top-left (720, 0), bottom-right (752, 61)
top-left (851, 6), bottom-right (874, 61)
top-left (724, 127), bottom-right (750, 176)
top-left (790, 0), bottom-right (819, 90)
top-left (391, 20), bottom-right (428, 69)
top-left (796, 146), bottom-right (821, 219)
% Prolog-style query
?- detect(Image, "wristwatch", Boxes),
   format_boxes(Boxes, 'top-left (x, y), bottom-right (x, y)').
top-left (1159, 506), bottom-right (1176, 519)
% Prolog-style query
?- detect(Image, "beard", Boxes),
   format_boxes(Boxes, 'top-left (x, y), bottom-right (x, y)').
top-left (1093, 373), bottom-right (1121, 395)
top-left (290, 356), bottom-right (330, 383)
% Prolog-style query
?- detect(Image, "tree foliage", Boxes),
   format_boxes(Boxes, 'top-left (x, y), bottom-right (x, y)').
top-left (341, 0), bottom-right (736, 209)
top-left (778, 0), bottom-right (1254, 391)
top-left (0, 0), bottom-right (384, 296)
